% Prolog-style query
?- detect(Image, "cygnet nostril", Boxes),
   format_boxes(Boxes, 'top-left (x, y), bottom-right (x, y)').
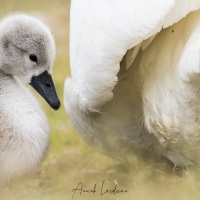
top-left (46, 81), bottom-right (51, 89)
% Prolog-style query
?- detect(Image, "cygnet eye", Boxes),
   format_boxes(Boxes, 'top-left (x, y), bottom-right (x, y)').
top-left (29, 54), bottom-right (38, 63)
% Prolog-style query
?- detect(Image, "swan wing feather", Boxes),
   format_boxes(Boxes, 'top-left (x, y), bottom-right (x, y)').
top-left (67, 0), bottom-right (200, 112)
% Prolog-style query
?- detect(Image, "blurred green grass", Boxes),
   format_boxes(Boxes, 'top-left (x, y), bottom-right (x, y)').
top-left (1, 1), bottom-right (200, 200)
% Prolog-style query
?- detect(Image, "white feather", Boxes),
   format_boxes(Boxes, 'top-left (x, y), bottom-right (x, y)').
top-left (69, 0), bottom-right (175, 112)
top-left (65, 0), bottom-right (200, 166)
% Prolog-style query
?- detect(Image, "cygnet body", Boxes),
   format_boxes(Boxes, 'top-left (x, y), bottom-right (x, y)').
top-left (0, 14), bottom-right (60, 184)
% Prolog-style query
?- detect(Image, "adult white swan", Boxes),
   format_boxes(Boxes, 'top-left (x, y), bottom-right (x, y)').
top-left (65, 0), bottom-right (200, 166)
top-left (0, 13), bottom-right (60, 184)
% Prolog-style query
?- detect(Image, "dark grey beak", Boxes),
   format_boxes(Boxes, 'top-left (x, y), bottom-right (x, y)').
top-left (29, 70), bottom-right (61, 110)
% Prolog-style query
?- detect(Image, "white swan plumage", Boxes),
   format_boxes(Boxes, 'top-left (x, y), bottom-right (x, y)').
top-left (65, 0), bottom-right (200, 166)
top-left (0, 13), bottom-right (60, 184)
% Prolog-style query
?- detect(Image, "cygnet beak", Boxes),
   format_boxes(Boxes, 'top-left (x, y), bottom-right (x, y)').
top-left (29, 70), bottom-right (61, 110)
